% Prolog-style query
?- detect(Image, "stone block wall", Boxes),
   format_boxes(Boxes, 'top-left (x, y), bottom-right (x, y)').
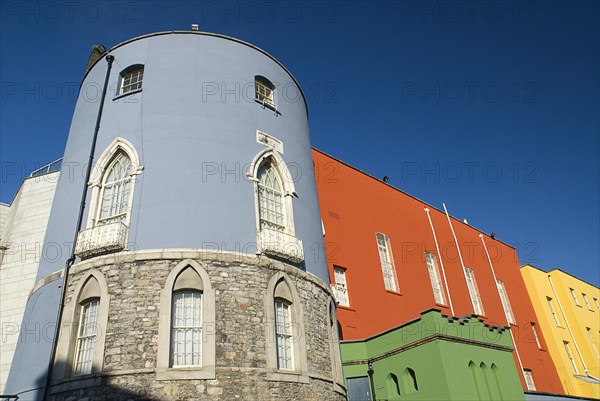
top-left (48, 249), bottom-right (346, 401)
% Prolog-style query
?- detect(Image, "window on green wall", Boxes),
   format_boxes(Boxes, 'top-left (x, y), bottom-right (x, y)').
top-left (386, 373), bottom-right (400, 398)
top-left (402, 368), bottom-right (418, 394)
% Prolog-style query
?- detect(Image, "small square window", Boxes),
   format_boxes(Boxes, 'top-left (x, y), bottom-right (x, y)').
top-left (119, 65), bottom-right (144, 95)
top-left (255, 76), bottom-right (275, 108)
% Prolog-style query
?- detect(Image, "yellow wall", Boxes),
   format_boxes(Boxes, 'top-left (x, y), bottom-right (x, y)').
top-left (521, 265), bottom-right (600, 399)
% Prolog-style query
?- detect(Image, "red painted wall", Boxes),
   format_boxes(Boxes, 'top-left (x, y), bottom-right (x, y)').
top-left (313, 149), bottom-right (563, 394)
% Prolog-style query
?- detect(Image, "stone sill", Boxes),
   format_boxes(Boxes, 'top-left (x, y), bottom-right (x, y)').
top-left (156, 366), bottom-right (216, 381)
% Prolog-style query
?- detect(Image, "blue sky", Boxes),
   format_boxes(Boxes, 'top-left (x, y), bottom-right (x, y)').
top-left (1, 1), bottom-right (598, 285)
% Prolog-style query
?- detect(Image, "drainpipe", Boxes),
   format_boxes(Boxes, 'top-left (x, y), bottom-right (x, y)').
top-left (479, 234), bottom-right (527, 383)
top-left (442, 203), bottom-right (474, 313)
top-left (424, 207), bottom-right (455, 315)
top-left (547, 275), bottom-right (597, 379)
top-left (367, 362), bottom-right (377, 401)
top-left (42, 54), bottom-right (114, 401)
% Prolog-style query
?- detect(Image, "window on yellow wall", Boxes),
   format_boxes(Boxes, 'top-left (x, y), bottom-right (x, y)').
top-left (570, 288), bottom-right (580, 306)
top-left (582, 293), bottom-right (592, 310)
top-left (547, 297), bottom-right (561, 326)
top-left (563, 341), bottom-right (579, 374)
top-left (587, 327), bottom-right (599, 358)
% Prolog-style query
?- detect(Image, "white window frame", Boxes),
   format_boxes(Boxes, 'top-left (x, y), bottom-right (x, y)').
top-left (496, 279), bottom-right (516, 324)
top-left (333, 267), bottom-right (350, 307)
top-left (255, 76), bottom-right (275, 107)
top-left (523, 369), bottom-right (536, 391)
top-left (376, 233), bottom-right (399, 292)
top-left (531, 323), bottom-right (542, 349)
top-left (119, 65), bottom-right (144, 95)
top-left (464, 267), bottom-right (485, 316)
top-left (95, 151), bottom-right (132, 225)
top-left (425, 252), bottom-right (446, 305)
top-left (73, 299), bottom-right (100, 376)
top-left (570, 288), bottom-right (580, 306)
top-left (248, 150), bottom-right (297, 236)
top-left (170, 291), bottom-right (203, 367)
top-left (264, 273), bottom-right (309, 382)
top-left (563, 341), bottom-right (579, 373)
top-left (53, 272), bottom-right (110, 381)
top-left (587, 327), bottom-right (600, 358)
top-left (547, 297), bottom-right (561, 326)
top-left (156, 260), bottom-right (215, 381)
top-left (582, 293), bottom-right (592, 310)
top-left (257, 160), bottom-right (287, 232)
top-left (87, 138), bottom-right (142, 229)
top-left (274, 299), bottom-right (294, 370)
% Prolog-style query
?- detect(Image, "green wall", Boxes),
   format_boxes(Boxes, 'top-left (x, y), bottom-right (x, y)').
top-left (341, 310), bottom-right (525, 401)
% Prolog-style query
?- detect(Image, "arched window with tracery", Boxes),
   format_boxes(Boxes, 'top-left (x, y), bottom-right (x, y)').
top-left (257, 160), bottom-right (285, 232)
top-left (96, 150), bottom-right (132, 225)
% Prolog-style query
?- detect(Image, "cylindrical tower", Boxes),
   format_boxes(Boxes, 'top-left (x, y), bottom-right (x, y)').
top-left (5, 31), bottom-right (344, 401)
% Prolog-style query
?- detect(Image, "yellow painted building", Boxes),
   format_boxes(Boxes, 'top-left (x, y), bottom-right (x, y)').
top-left (521, 265), bottom-right (600, 399)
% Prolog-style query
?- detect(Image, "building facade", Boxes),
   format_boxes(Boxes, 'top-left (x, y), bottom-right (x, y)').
top-left (0, 162), bottom-right (60, 393)
top-left (4, 31), bottom-right (344, 401)
top-left (341, 310), bottom-right (526, 401)
top-left (313, 149), bottom-right (565, 397)
top-left (521, 265), bottom-right (600, 399)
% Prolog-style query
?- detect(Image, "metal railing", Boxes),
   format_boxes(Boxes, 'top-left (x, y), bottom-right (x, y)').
top-left (29, 158), bottom-right (62, 177)
top-left (74, 221), bottom-right (128, 258)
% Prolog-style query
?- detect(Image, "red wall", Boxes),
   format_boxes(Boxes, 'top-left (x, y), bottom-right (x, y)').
top-left (313, 149), bottom-right (563, 394)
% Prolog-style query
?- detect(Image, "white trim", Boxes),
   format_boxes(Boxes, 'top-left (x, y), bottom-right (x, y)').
top-left (256, 130), bottom-right (284, 154)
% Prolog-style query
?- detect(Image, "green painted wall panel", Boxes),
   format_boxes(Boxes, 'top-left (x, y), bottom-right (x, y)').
top-left (341, 310), bottom-right (525, 401)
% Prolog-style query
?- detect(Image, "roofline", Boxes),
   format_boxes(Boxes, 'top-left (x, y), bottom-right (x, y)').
top-left (521, 264), bottom-right (599, 289)
top-left (312, 147), bottom-right (516, 250)
top-left (84, 30), bottom-right (308, 116)
top-left (340, 308), bottom-right (510, 345)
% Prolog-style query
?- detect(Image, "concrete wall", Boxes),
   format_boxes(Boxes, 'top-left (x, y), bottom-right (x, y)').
top-left (0, 172), bottom-right (59, 393)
